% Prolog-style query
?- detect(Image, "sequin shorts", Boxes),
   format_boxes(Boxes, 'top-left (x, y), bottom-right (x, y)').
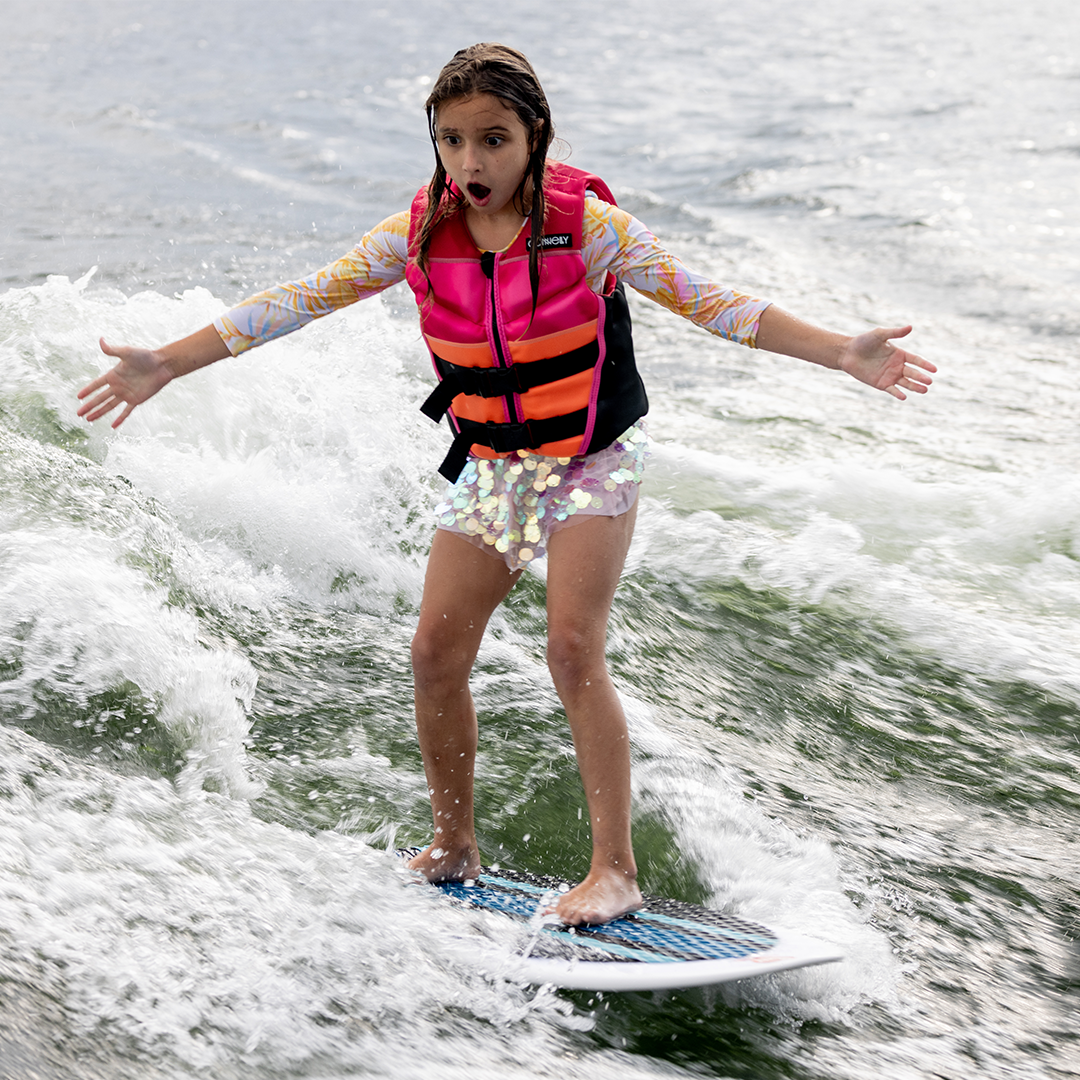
top-left (434, 423), bottom-right (649, 571)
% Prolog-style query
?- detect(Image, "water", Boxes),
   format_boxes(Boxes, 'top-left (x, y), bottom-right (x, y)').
top-left (2, 1), bottom-right (1078, 1077)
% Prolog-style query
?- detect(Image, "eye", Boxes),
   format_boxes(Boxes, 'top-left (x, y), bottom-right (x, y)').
top-left (442, 134), bottom-right (461, 146)
top-left (485, 135), bottom-right (504, 147)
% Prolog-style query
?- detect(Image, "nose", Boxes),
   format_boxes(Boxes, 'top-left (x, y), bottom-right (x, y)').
top-left (461, 141), bottom-right (481, 174)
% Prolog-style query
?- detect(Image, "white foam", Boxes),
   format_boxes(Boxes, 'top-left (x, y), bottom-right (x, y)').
top-left (625, 698), bottom-right (900, 1025)
top-left (0, 523), bottom-right (259, 797)
top-left (639, 441), bottom-right (1080, 698)
top-left (70, 282), bottom-right (441, 612)
top-left (0, 724), bottom-right (681, 1078)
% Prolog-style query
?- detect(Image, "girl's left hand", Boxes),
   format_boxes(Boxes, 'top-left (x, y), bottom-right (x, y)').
top-left (839, 325), bottom-right (936, 400)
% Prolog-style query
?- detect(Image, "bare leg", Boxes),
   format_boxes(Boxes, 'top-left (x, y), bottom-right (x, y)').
top-left (407, 530), bottom-right (520, 882)
top-left (544, 503), bottom-right (642, 925)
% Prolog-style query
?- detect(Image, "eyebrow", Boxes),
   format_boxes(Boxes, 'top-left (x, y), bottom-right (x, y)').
top-left (437, 121), bottom-right (514, 137)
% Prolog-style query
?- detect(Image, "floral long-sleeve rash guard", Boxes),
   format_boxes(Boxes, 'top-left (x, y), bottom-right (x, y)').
top-left (213, 196), bottom-right (771, 354)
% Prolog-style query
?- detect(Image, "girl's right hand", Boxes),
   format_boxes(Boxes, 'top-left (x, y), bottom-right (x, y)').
top-left (77, 338), bottom-right (175, 428)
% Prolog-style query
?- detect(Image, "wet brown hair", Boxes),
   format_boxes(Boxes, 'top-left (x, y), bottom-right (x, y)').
top-left (415, 43), bottom-right (554, 309)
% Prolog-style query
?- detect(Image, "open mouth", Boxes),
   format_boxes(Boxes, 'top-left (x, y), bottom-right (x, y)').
top-left (467, 183), bottom-right (492, 202)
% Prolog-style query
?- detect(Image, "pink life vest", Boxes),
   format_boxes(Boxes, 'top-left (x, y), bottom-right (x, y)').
top-left (406, 162), bottom-right (647, 481)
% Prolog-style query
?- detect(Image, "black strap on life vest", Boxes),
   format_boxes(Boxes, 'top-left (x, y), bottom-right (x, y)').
top-left (437, 409), bottom-right (590, 482)
top-left (419, 340), bottom-right (601, 424)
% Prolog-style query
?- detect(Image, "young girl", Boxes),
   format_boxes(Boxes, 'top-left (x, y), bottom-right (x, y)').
top-left (77, 43), bottom-right (935, 926)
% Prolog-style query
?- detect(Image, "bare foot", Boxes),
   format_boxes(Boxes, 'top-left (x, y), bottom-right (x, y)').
top-left (551, 865), bottom-right (642, 926)
top-left (406, 841), bottom-right (481, 883)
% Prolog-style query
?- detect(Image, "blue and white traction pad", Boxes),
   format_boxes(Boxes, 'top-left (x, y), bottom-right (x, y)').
top-left (437, 866), bottom-right (777, 964)
top-left (399, 850), bottom-right (842, 990)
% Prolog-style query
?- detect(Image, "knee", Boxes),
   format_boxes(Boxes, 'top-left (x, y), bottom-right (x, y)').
top-left (411, 622), bottom-right (466, 696)
top-left (546, 621), bottom-right (604, 690)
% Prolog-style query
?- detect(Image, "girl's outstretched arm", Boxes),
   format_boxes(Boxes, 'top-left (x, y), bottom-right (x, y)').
top-left (581, 200), bottom-right (935, 399)
top-left (77, 325), bottom-right (231, 428)
top-left (755, 306), bottom-right (936, 400)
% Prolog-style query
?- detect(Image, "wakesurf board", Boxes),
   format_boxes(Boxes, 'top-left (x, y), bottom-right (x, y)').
top-left (400, 852), bottom-right (842, 992)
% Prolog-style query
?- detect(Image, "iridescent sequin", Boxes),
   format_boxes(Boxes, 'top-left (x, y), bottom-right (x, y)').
top-left (435, 424), bottom-right (649, 571)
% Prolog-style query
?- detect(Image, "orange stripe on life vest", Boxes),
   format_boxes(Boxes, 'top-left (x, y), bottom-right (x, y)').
top-left (508, 321), bottom-right (597, 364)
top-left (517, 369), bottom-right (595, 420)
top-left (450, 394), bottom-right (507, 425)
top-left (470, 434), bottom-right (584, 461)
top-left (423, 334), bottom-right (493, 367)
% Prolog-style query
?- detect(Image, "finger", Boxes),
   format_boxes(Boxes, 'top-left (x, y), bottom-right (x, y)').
top-left (78, 388), bottom-right (117, 416)
top-left (881, 325), bottom-right (913, 342)
top-left (113, 403), bottom-right (136, 429)
top-left (83, 396), bottom-right (120, 422)
top-left (77, 374), bottom-right (109, 401)
top-left (895, 364), bottom-right (933, 394)
top-left (99, 336), bottom-right (125, 360)
top-left (901, 357), bottom-right (935, 383)
top-left (906, 353), bottom-right (937, 374)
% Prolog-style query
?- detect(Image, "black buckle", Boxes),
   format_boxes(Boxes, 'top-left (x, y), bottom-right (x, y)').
top-left (467, 366), bottom-right (522, 398)
top-left (421, 367), bottom-right (525, 425)
top-left (476, 419), bottom-right (533, 454)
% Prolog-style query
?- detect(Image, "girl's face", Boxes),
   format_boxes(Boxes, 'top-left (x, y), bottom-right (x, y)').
top-left (435, 93), bottom-right (534, 221)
